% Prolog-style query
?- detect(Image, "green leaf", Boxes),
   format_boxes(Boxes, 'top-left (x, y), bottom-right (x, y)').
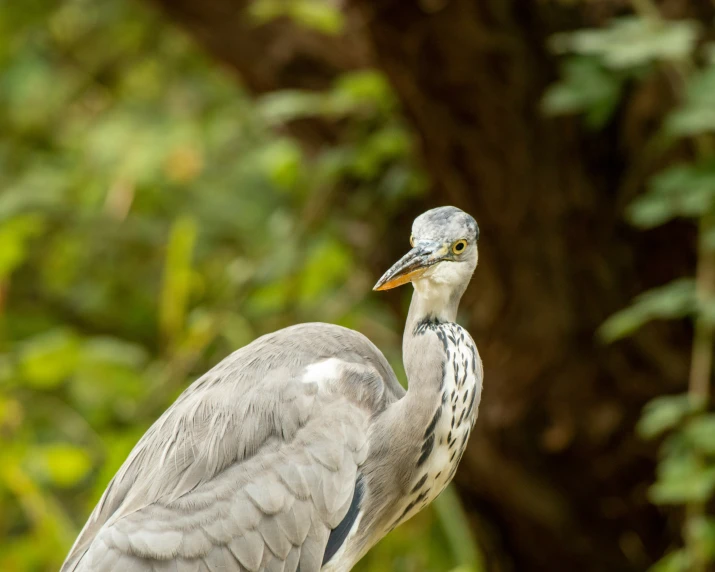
top-left (666, 64), bottom-right (715, 136)
top-left (541, 57), bottom-right (623, 128)
top-left (0, 395), bottom-right (23, 431)
top-left (290, 0), bottom-right (344, 35)
top-left (258, 139), bottom-right (304, 191)
top-left (159, 217), bottom-right (197, 344)
top-left (256, 72), bottom-right (395, 124)
top-left (179, 308), bottom-right (218, 352)
top-left (80, 337), bottom-right (148, 370)
top-left (649, 549), bottom-right (690, 572)
top-left (701, 299), bottom-right (715, 327)
top-left (704, 43), bottom-right (715, 65)
top-left (0, 214), bottom-right (45, 280)
top-left (2, 53), bottom-right (81, 130)
top-left (329, 70), bottom-right (395, 113)
top-left (0, 169), bottom-right (66, 221)
top-left (246, 281), bottom-right (290, 315)
top-left (299, 237), bottom-right (352, 302)
top-left (18, 329), bottom-right (81, 389)
top-left (249, 0), bottom-right (344, 35)
top-left (686, 516), bottom-right (715, 560)
top-left (638, 394), bottom-right (703, 439)
top-left (257, 90), bottom-right (325, 125)
top-left (433, 486), bottom-right (485, 572)
top-left (69, 336), bottom-right (149, 417)
top-left (650, 451), bottom-right (715, 504)
top-left (629, 161), bottom-right (715, 228)
top-left (351, 127), bottom-right (412, 179)
top-left (704, 227), bottom-right (715, 250)
top-left (598, 279), bottom-right (696, 342)
top-left (683, 415), bottom-right (715, 454)
top-left (550, 17), bottom-right (700, 69)
top-left (220, 313), bottom-right (255, 350)
top-left (247, 0), bottom-right (284, 22)
top-left (29, 444), bottom-right (92, 488)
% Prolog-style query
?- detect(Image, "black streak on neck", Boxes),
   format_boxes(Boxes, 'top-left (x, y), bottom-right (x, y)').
top-left (413, 316), bottom-right (442, 336)
top-left (414, 318), bottom-right (451, 358)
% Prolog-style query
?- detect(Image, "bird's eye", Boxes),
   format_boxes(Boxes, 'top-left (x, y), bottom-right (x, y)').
top-left (410, 235), bottom-right (415, 247)
top-left (452, 239), bottom-right (467, 254)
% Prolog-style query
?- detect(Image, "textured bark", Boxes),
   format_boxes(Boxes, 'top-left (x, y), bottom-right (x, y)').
top-left (150, 0), bottom-right (707, 570)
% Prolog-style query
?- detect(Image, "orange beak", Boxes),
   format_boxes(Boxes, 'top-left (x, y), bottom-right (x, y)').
top-left (373, 243), bottom-right (442, 291)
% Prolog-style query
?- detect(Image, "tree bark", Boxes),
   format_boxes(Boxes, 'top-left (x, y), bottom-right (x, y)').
top-left (150, 0), bottom-right (704, 570)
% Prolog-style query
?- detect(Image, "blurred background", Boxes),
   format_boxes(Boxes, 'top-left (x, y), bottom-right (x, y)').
top-left (2, 0), bottom-right (715, 570)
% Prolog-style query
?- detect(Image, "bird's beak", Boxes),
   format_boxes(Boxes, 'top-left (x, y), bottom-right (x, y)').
top-left (373, 242), bottom-right (446, 291)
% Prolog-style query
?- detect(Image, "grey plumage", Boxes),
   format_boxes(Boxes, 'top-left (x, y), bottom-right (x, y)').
top-left (62, 206), bottom-right (483, 572)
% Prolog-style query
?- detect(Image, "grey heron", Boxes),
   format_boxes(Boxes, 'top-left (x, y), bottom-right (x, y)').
top-left (62, 205), bottom-right (483, 572)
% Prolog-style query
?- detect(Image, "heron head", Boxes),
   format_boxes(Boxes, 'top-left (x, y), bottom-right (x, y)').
top-left (373, 206), bottom-right (479, 293)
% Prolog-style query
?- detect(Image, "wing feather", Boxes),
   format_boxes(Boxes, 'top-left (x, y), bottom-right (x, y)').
top-left (63, 323), bottom-right (398, 572)
top-left (244, 479), bottom-right (288, 515)
top-left (298, 521), bottom-right (330, 572)
top-left (176, 559), bottom-right (197, 572)
top-left (75, 402), bottom-right (368, 571)
top-left (151, 559), bottom-right (179, 572)
top-left (275, 499), bottom-right (311, 546)
top-left (260, 515), bottom-right (293, 560)
top-left (228, 530), bottom-right (264, 571)
top-left (276, 462), bottom-right (311, 500)
top-left (284, 546), bottom-right (301, 572)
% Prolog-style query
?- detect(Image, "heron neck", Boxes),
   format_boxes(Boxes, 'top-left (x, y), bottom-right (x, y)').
top-left (402, 280), bottom-right (464, 392)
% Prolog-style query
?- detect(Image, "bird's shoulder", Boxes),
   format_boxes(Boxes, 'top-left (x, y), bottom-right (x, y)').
top-left (175, 322), bottom-right (404, 417)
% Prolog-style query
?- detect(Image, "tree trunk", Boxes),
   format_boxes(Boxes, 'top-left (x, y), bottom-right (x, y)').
top-left (150, 0), bottom-right (701, 569)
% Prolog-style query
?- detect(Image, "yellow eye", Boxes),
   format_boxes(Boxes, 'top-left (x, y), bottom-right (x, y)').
top-left (410, 235), bottom-right (415, 247)
top-left (451, 239), bottom-right (468, 255)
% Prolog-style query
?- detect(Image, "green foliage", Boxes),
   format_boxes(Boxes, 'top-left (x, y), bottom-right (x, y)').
top-left (546, 6), bottom-right (715, 571)
top-left (640, 401), bottom-right (715, 509)
top-left (357, 490), bottom-right (484, 572)
top-left (688, 517), bottom-right (715, 561)
top-left (549, 17), bottom-right (699, 69)
top-left (683, 415), bottom-right (715, 454)
top-left (543, 16), bottom-right (699, 128)
top-left (258, 71), bottom-right (397, 122)
top-left (0, 0), bottom-right (476, 570)
top-left (629, 162), bottom-right (715, 228)
top-left (27, 444), bottom-right (93, 489)
top-left (651, 549), bottom-right (691, 572)
top-left (249, 0), bottom-right (344, 35)
top-left (541, 57), bottom-right (623, 128)
top-left (159, 216), bottom-right (197, 345)
top-left (650, 442), bottom-right (715, 504)
top-left (432, 486), bottom-right (485, 571)
top-left (598, 279), bottom-right (696, 341)
top-left (0, 215), bottom-right (45, 279)
top-left (666, 63), bottom-right (715, 136)
top-left (638, 394), bottom-right (704, 440)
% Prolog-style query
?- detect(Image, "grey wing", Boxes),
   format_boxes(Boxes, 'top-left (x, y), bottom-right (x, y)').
top-left (62, 323), bottom-right (392, 572)
top-left (78, 402), bottom-right (367, 571)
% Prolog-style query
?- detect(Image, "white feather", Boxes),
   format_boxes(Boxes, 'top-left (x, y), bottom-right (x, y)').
top-left (301, 358), bottom-right (345, 386)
